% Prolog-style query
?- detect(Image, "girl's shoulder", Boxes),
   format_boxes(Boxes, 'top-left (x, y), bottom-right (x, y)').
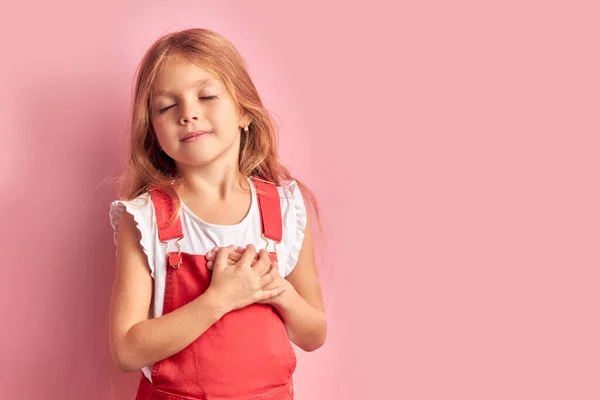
top-left (275, 178), bottom-right (300, 197)
top-left (273, 179), bottom-right (308, 277)
top-left (276, 179), bottom-right (306, 220)
top-left (252, 177), bottom-right (305, 218)
top-left (109, 193), bottom-right (154, 240)
top-left (256, 178), bottom-right (306, 222)
top-left (108, 192), bottom-right (156, 271)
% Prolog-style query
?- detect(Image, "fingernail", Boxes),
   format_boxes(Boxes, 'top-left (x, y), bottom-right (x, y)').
top-left (212, 246), bottom-right (218, 251)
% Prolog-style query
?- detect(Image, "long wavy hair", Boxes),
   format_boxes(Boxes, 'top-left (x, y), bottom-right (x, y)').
top-left (117, 28), bottom-right (320, 228)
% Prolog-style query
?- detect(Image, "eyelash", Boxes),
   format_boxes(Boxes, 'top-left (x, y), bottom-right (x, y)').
top-left (158, 96), bottom-right (219, 114)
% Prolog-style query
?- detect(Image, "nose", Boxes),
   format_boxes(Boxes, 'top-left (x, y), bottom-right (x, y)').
top-left (178, 102), bottom-right (200, 125)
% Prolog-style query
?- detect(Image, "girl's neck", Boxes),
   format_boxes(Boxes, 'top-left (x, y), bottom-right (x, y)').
top-left (176, 164), bottom-right (248, 201)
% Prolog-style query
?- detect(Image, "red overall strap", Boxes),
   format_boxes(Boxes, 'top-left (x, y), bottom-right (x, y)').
top-left (148, 185), bottom-right (184, 242)
top-left (149, 179), bottom-right (281, 242)
top-left (251, 177), bottom-right (283, 243)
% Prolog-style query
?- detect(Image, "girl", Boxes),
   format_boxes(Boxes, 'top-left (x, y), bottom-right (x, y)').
top-left (108, 28), bottom-right (326, 400)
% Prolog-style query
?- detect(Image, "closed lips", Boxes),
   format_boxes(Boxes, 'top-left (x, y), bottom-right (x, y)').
top-left (181, 131), bottom-right (212, 141)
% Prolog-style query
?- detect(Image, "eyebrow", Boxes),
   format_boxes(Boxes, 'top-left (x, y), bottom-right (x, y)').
top-left (153, 79), bottom-right (217, 97)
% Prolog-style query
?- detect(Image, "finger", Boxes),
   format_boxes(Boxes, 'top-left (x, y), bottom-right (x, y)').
top-left (257, 286), bottom-right (287, 301)
top-left (262, 262), bottom-right (280, 283)
top-left (215, 245), bottom-right (234, 269)
top-left (237, 244), bottom-right (257, 268)
top-left (227, 250), bottom-right (257, 267)
top-left (248, 255), bottom-right (260, 268)
top-left (250, 249), bottom-right (269, 270)
top-left (259, 266), bottom-right (278, 287)
top-left (237, 246), bottom-right (260, 260)
top-left (208, 259), bottom-right (232, 269)
top-left (271, 261), bottom-right (279, 275)
top-left (253, 249), bottom-right (272, 276)
top-left (228, 251), bottom-right (243, 263)
top-left (250, 257), bottom-right (258, 267)
top-left (207, 246), bottom-right (222, 260)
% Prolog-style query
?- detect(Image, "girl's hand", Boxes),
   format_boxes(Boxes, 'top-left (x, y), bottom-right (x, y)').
top-left (256, 264), bottom-right (291, 307)
top-left (206, 245), bottom-right (286, 313)
top-left (207, 246), bottom-right (290, 306)
top-left (205, 246), bottom-right (259, 270)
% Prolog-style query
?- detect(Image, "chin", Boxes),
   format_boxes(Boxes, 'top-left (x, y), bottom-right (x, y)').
top-left (171, 138), bottom-right (239, 167)
top-left (174, 148), bottom-right (228, 167)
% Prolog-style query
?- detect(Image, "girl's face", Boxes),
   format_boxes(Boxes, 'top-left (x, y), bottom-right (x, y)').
top-left (150, 58), bottom-right (246, 170)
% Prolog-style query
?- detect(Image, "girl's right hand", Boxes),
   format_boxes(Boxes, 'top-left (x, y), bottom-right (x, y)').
top-left (207, 245), bottom-right (286, 313)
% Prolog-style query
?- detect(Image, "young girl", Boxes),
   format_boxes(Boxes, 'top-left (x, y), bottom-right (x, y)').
top-left (108, 28), bottom-right (326, 400)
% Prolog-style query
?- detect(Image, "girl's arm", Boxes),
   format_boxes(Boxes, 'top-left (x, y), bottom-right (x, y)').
top-left (108, 212), bottom-right (229, 372)
top-left (272, 216), bottom-right (328, 351)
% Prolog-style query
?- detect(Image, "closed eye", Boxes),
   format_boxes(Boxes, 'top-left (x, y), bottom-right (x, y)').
top-left (158, 96), bottom-right (219, 114)
top-left (158, 105), bottom-right (174, 113)
top-left (200, 95), bottom-right (218, 102)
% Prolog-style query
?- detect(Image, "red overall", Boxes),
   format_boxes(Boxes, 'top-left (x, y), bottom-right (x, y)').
top-left (135, 177), bottom-right (296, 400)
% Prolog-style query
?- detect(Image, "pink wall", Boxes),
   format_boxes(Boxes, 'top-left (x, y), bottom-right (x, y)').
top-left (1, 1), bottom-right (599, 399)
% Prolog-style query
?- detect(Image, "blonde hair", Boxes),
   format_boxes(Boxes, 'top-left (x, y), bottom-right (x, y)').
top-left (117, 28), bottom-right (320, 227)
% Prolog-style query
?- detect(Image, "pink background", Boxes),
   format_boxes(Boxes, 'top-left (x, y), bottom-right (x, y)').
top-left (1, 1), bottom-right (599, 399)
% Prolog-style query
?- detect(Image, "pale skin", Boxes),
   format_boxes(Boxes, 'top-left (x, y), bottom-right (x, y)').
top-left (108, 56), bottom-right (326, 373)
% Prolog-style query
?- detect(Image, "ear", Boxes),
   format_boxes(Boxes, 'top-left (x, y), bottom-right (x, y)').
top-left (239, 118), bottom-right (253, 130)
top-left (237, 107), bottom-right (252, 128)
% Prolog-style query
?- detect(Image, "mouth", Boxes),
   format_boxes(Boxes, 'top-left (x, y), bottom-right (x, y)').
top-left (180, 130), bottom-right (213, 142)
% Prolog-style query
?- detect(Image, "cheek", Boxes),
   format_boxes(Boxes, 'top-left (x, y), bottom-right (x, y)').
top-left (209, 100), bottom-right (239, 125)
top-left (151, 116), bottom-right (172, 132)
top-left (213, 112), bottom-right (241, 134)
top-left (151, 120), bottom-right (172, 146)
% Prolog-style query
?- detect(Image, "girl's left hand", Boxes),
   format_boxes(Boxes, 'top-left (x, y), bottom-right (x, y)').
top-left (255, 267), bottom-right (291, 307)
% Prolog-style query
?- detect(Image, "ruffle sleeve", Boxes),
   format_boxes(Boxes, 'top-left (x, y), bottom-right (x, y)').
top-left (109, 193), bottom-right (156, 277)
top-left (278, 180), bottom-right (307, 277)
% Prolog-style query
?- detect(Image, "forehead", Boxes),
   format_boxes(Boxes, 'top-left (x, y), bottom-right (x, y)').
top-left (152, 59), bottom-right (221, 97)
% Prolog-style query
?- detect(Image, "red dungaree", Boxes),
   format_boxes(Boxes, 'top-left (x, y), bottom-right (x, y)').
top-left (135, 177), bottom-right (296, 400)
